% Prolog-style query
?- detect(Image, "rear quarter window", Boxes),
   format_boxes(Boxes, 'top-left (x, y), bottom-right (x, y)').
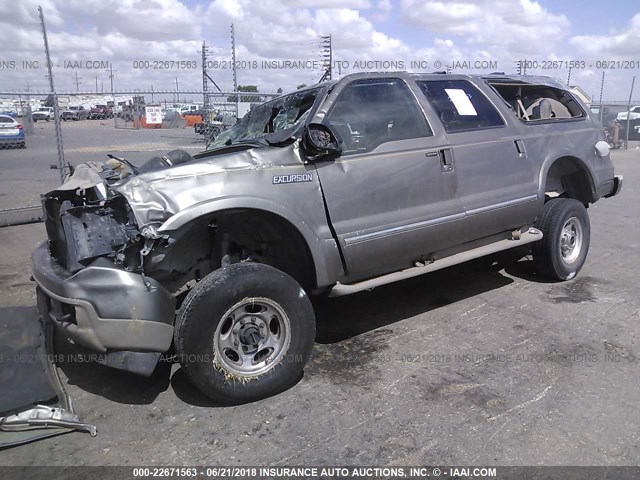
top-left (488, 82), bottom-right (585, 123)
top-left (416, 79), bottom-right (505, 133)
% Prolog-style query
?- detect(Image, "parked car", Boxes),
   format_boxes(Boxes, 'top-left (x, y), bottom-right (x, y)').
top-left (616, 106), bottom-right (640, 122)
top-left (0, 110), bottom-right (18, 118)
top-left (0, 114), bottom-right (26, 148)
top-left (179, 104), bottom-right (200, 115)
top-left (32, 72), bottom-right (621, 404)
top-left (32, 106), bottom-right (55, 122)
top-left (89, 104), bottom-right (114, 120)
top-left (61, 106), bottom-right (89, 121)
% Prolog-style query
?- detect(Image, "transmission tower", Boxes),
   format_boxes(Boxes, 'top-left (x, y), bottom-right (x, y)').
top-left (200, 40), bottom-right (223, 142)
top-left (318, 35), bottom-right (332, 83)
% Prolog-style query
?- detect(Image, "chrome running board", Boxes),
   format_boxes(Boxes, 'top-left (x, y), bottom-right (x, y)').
top-left (329, 228), bottom-right (543, 297)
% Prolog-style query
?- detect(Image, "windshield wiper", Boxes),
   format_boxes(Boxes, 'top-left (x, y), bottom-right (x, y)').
top-left (195, 139), bottom-right (269, 159)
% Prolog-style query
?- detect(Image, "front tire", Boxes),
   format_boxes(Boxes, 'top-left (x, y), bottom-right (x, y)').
top-left (531, 198), bottom-right (590, 280)
top-left (175, 263), bottom-right (315, 405)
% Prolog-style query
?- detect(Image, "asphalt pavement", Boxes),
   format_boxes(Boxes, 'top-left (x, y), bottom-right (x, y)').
top-left (0, 119), bottom-right (205, 210)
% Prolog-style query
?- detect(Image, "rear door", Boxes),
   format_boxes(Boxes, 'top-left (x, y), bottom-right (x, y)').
top-left (415, 79), bottom-right (539, 241)
top-left (314, 77), bottom-right (465, 281)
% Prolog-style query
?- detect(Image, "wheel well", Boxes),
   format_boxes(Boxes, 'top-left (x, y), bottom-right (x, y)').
top-left (544, 156), bottom-right (596, 205)
top-left (145, 208), bottom-right (317, 294)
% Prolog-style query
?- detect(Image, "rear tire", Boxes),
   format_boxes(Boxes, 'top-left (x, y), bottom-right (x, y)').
top-left (531, 198), bottom-right (590, 280)
top-left (175, 263), bottom-right (315, 405)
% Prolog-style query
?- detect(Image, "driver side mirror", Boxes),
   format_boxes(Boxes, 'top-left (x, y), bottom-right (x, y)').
top-left (301, 123), bottom-right (342, 159)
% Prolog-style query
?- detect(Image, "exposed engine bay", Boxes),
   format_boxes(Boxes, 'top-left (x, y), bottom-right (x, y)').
top-left (41, 150), bottom-right (196, 284)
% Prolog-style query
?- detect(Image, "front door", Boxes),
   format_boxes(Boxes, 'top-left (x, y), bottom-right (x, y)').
top-left (314, 77), bottom-right (465, 281)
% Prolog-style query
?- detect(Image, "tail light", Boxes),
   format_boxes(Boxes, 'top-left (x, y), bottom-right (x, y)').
top-left (16, 124), bottom-right (23, 129)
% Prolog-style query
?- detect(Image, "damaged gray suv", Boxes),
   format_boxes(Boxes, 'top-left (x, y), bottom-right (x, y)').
top-left (32, 72), bottom-right (622, 404)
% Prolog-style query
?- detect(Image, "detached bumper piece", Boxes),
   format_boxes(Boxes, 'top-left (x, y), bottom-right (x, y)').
top-left (0, 405), bottom-right (97, 443)
top-left (0, 308), bottom-right (97, 448)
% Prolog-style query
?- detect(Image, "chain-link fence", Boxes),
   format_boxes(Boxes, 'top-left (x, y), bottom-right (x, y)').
top-left (0, 89), bottom-right (279, 225)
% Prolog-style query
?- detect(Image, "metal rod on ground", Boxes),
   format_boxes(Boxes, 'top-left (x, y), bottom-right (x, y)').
top-left (625, 76), bottom-right (635, 150)
top-left (39, 5), bottom-right (65, 183)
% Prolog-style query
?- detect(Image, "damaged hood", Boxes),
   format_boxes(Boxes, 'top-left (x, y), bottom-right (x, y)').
top-left (54, 142), bottom-right (308, 232)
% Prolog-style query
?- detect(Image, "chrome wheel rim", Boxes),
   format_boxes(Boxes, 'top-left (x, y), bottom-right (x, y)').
top-left (213, 297), bottom-right (291, 377)
top-left (560, 217), bottom-right (583, 264)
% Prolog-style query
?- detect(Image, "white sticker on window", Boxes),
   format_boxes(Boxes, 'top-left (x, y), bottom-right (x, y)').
top-left (445, 88), bottom-right (478, 116)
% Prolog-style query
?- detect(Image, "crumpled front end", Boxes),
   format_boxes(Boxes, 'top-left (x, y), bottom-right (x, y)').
top-left (32, 162), bottom-right (176, 374)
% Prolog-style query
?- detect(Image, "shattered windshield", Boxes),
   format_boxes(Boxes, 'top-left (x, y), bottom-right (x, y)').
top-left (207, 87), bottom-right (323, 149)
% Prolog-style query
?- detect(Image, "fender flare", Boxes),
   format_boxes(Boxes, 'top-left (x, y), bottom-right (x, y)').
top-left (537, 152), bottom-right (599, 204)
top-left (157, 195), bottom-right (341, 288)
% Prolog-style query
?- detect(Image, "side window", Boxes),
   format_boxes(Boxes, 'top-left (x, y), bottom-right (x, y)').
top-left (417, 80), bottom-right (504, 133)
top-left (325, 78), bottom-right (431, 154)
top-left (489, 82), bottom-right (585, 122)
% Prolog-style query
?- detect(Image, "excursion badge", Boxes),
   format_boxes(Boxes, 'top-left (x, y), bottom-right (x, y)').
top-left (272, 173), bottom-right (313, 184)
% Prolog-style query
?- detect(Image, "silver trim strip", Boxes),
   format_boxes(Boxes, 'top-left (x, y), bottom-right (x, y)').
top-left (331, 228), bottom-right (544, 296)
top-left (344, 212), bottom-right (465, 245)
top-left (466, 194), bottom-right (538, 216)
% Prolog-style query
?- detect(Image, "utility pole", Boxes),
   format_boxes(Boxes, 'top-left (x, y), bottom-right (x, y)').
top-left (231, 23), bottom-right (239, 116)
top-left (95, 74), bottom-right (98, 93)
top-left (202, 41), bottom-right (208, 118)
top-left (319, 35), bottom-right (332, 83)
top-left (175, 77), bottom-right (180, 102)
top-left (598, 70), bottom-right (605, 123)
top-left (73, 71), bottom-right (81, 92)
top-left (23, 81), bottom-right (33, 134)
top-left (151, 85), bottom-right (154, 103)
top-left (39, 5), bottom-right (65, 182)
top-left (624, 76), bottom-right (635, 150)
top-left (567, 67), bottom-right (572, 85)
top-left (107, 63), bottom-right (117, 97)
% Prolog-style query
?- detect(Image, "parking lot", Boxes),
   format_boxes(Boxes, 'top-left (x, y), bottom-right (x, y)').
top-left (0, 127), bottom-right (639, 465)
top-left (0, 120), bottom-right (204, 211)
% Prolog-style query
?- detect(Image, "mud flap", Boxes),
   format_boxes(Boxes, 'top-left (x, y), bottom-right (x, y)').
top-left (0, 306), bottom-right (97, 448)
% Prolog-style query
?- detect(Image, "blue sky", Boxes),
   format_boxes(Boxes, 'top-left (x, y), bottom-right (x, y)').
top-left (1, 0), bottom-right (639, 100)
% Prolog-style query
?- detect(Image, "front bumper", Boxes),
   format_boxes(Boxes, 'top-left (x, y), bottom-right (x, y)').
top-left (32, 241), bottom-right (175, 353)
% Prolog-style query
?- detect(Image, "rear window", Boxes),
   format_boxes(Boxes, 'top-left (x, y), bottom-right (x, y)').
top-left (488, 82), bottom-right (585, 122)
top-left (417, 79), bottom-right (504, 133)
top-left (0, 116), bottom-right (14, 123)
